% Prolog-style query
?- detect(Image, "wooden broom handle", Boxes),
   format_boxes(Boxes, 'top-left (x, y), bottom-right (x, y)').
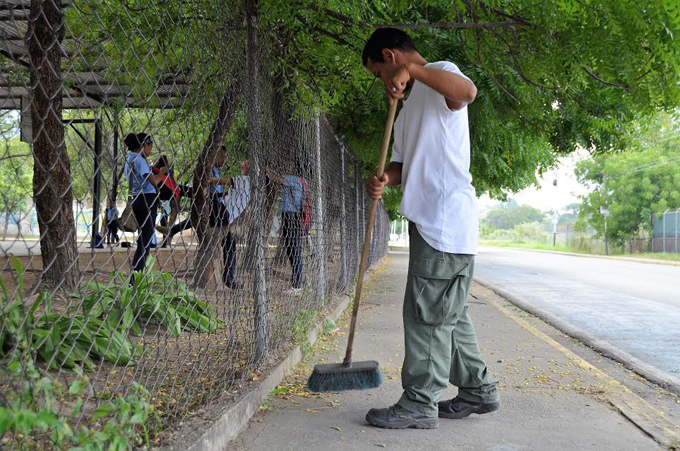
top-left (343, 100), bottom-right (398, 366)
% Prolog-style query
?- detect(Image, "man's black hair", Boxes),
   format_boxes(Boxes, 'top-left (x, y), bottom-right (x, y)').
top-left (362, 27), bottom-right (417, 67)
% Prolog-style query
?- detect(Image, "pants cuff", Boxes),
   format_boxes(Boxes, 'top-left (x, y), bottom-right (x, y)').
top-left (397, 393), bottom-right (438, 418)
top-left (456, 388), bottom-right (500, 404)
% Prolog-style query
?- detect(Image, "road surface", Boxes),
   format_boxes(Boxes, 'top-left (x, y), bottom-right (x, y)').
top-left (474, 246), bottom-right (680, 389)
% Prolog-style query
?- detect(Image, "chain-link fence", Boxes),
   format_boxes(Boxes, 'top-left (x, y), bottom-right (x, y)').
top-left (0, 1), bottom-right (388, 448)
top-left (652, 209), bottom-right (680, 253)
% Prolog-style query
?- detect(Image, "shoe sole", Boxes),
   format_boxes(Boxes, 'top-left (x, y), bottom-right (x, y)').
top-left (365, 413), bottom-right (439, 429)
top-left (438, 402), bottom-right (500, 419)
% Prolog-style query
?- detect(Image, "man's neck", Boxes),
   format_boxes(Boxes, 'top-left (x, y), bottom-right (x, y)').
top-left (401, 51), bottom-right (427, 67)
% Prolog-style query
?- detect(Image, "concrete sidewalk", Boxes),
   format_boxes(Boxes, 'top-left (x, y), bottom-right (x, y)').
top-left (226, 252), bottom-right (679, 451)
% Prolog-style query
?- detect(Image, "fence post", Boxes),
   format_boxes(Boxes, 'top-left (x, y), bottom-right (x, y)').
top-left (111, 124), bottom-right (119, 203)
top-left (90, 119), bottom-right (102, 248)
top-left (314, 115), bottom-right (327, 300)
top-left (339, 142), bottom-right (348, 289)
top-left (246, 0), bottom-right (268, 360)
top-left (355, 161), bottom-right (360, 272)
top-left (663, 210), bottom-right (667, 254)
top-left (361, 173), bottom-right (366, 257)
top-left (675, 209), bottom-right (680, 254)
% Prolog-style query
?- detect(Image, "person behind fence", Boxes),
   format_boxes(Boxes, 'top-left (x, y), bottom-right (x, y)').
top-left (362, 28), bottom-right (500, 429)
top-left (218, 159), bottom-right (251, 288)
top-left (124, 132), bottom-right (167, 275)
top-left (159, 183), bottom-right (192, 246)
top-left (161, 147), bottom-right (232, 244)
top-left (207, 146), bottom-right (240, 288)
top-left (106, 199), bottom-right (120, 245)
top-left (152, 154), bottom-right (180, 247)
top-left (269, 160), bottom-right (305, 295)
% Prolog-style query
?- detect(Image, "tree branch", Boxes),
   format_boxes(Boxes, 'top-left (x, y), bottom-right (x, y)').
top-left (483, 25), bottom-right (558, 90)
top-left (581, 66), bottom-right (630, 90)
top-left (373, 22), bottom-right (535, 30)
top-left (476, 1), bottom-right (534, 27)
top-left (294, 13), bottom-right (358, 49)
top-left (306, 4), bottom-right (369, 27)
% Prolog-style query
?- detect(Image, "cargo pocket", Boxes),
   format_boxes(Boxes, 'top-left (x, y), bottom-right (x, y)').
top-left (408, 258), bottom-right (470, 326)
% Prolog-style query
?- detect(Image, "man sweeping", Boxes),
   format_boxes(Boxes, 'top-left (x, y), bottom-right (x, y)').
top-left (363, 28), bottom-right (500, 429)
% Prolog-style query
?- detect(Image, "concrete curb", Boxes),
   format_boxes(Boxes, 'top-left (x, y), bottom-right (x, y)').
top-left (474, 276), bottom-right (680, 395)
top-left (161, 263), bottom-right (380, 451)
top-left (480, 245), bottom-right (680, 267)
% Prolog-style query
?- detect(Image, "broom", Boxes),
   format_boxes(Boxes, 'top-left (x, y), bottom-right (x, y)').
top-left (308, 100), bottom-right (398, 392)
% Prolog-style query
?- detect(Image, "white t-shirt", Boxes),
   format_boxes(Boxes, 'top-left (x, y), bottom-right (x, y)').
top-left (221, 175), bottom-right (251, 225)
top-left (391, 61), bottom-right (478, 255)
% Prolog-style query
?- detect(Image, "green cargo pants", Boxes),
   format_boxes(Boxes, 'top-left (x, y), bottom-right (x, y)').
top-left (397, 222), bottom-right (500, 417)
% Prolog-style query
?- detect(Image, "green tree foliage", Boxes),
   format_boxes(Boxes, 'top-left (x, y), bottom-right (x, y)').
top-left (0, 136), bottom-right (32, 237)
top-left (558, 203), bottom-right (581, 227)
top-left (381, 186), bottom-right (403, 220)
top-left (44, 1), bottom-right (680, 210)
top-left (259, 0), bottom-right (680, 199)
top-left (575, 116), bottom-right (680, 245)
top-left (484, 204), bottom-right (545, 229)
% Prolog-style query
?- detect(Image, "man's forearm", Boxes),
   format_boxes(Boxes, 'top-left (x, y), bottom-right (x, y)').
top-left (385, 162), bottom-right (402, 186)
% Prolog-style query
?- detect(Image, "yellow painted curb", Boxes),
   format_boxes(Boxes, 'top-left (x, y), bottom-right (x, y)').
top-left (481, 293), bottom-right (680, 448)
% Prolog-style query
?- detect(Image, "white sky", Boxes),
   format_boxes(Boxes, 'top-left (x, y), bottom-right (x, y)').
top-left (478, 149), bottom-right (591, 214)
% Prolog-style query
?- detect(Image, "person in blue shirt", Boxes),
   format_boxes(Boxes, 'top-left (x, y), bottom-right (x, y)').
top-left (124, 132), bottom-right (167, 274)
top-left (208, 146), bottom-right (239, 288)
top-left (105, 199), bottom-right (120, 245)
top-left (269, 160), bottom-right (306, 294)
top-left (164, 146), bottom-right (239, 286)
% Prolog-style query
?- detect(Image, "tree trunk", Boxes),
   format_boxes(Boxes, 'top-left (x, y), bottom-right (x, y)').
top-left (27, 0), bottom-right (79, 290)
top-left (191, 80), bottom-right (242, 288)
top-left (3, 211), bottom-right (9, 240)
top-left (16, 209), bottom-right (22, 236)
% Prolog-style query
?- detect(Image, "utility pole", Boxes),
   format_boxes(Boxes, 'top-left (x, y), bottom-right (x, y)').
top-left (601, 174), bottom-right (610, 255)
top-left (600, 207), bottom-right (610, 255)
top-left (552, 172), bottom-right (558, 247)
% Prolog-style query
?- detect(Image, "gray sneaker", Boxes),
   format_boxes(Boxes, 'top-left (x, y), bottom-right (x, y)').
top-left (366, 404), bottom-right (438, 429)
top-left (438, 396), bottom-right (500, 419)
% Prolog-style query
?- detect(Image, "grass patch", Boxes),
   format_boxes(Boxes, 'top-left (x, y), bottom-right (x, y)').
top-left (630, 252), bottom-right (680, 262)
top-left (480, 240), bottom-right (680, 262)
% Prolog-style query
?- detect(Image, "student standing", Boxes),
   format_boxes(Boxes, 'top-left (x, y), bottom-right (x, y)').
top-left (269, 161), bottom-right (305, 295)
top-left (124, 133), bottom-right (166, 274)
top-left (219, 160), bottom-right (251, 288)
top-left (362, 28), bottom-right (500, 429)
top-left (105, 200), bottom-right (120, 245)
top-left (208, 146), bottom-right (240, 288)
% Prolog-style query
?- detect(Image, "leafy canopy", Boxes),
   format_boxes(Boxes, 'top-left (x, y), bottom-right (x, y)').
top-left (575, 115), bottom-right (680, 245)
top-left (50, 0), bottom-right (680, 220)
top-left (483, 204), bottom-right (545, 230)
top-left (260, 0), bottom-right (680, 203)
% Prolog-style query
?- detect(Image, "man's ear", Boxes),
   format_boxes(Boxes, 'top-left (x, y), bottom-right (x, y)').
top-left (381, 48), bottom-right (395, 63)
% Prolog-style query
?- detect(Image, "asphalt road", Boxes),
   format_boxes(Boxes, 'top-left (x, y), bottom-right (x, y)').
top-left (474, 246), bottom-right (680, 388)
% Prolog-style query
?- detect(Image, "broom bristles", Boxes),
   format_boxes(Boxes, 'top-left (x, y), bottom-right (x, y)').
top-left (307, 361), bottom-right (383, 393)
